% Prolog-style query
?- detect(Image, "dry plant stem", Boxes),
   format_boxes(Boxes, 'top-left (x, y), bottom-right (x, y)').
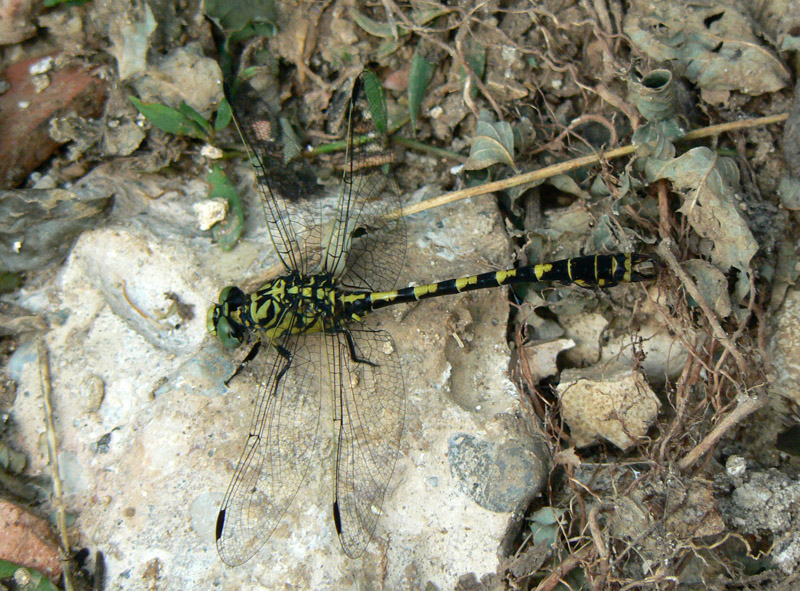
top-left (684, 112), bottom-right (788, 141)
top-left (656, 240), bottom-right (747, 375)
top-left (382, 0), bottom-right (503, 119)
top-left (534, 114), bottom-right (618, 156)
top-left (723, 272), bottom-right (757, 358)
top-left (587, 503), bottom-right (608, 559)
top-left (121, 280), bottom-right (168, 332)
top-left (752, 293), bottom-right (769, 356)
top-left (587, 0), bottom-right (614, 34)
top-left (649, 289), bottom-right (715, 383)
top-left (391, 112), bottom-right (788, 220)
top-left (379, 0), bottom-right (400, 40)
top-left (395, 145), bottom-right (636, 219)
top-left (594, 84), bottom-right (640, 128)
top-left (657, 351), bottom-right (701, 464)
top-left (711, 280), bottom-right (754, 394)
top-left (618, 574), bottom-right (680, 591)
top-left (392, 136), bottom-right (467, 163)
top-left (38, 339), bottom-right (74, 591)
top-left (513, 322), bottom-right (546, 418)
top-left (587, 503), bottom-right (609, 591)
top-left (677, 393), bottom-right (766, 471)
top-left (571, 478), bottom-right (589, 533)
top-left (535, 545), bottom-right (592, 591)
top-left (657, 179), bottom-right (671, 240)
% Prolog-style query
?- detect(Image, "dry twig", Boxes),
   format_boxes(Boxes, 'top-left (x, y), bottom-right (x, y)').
top-left (677, 392), bottom-right (766, 471)
top-left (39, 339), bottom-right (74, 591)
top-left (656, 239), bottom-right (747, 375)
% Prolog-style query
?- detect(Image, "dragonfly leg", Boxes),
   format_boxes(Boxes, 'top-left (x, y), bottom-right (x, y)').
top-left (342, 329), bottom-right (378, 367)
top-left (223, 340), bottom-right (262, 387)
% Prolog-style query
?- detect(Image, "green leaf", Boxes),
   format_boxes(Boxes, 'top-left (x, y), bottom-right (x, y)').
top-left (529, 507), bottom-right (565, 548)
top-left (214, 98), bottom-right (233, 132)
top-left (129, 96), bottom-right (210, 140)
top-left (376, 38), bottom-right (403, 59)
top-left (530, 506), bottom-right (565, 525)
top-left (464, 116), bottom-right (515, 170)
top-left (0, 560), bottom-right (59, 590)
top-left (412, 6), bottom-right (451, 25)
top-left (548, 174), bottom-right (590, 200)
top-left (408, 52), bottom-right (433, 134)
top-left (178, 102), bottom-right (213, 136)
top-left (460, 40), bottom-right (486, 98)
top-left (350, 7), bottom-right (406, 39)
top-left (240, 65), bottom-right (262, 80)
top-left (44, 0), bottom-right (89, 5)
top-left (465, 42), bottom-right (486, 76)
top-left (203, 0), bottom-right (276, 34)
top-left (362, 70), bottom-right (388, 136)
top-left (0, 271), bottom-right (22, 294)
top-left (206, 165), bottom-right (244, 250)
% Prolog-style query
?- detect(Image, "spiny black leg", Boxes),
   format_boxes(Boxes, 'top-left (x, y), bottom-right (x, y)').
top-left (273, 343), bottom-right (291, 360)
top-left (342, 329), bottom-right (377, 367)
top-left (224, 340), bottom-right (262, 386)
top-left (272, 343), bottom-right (293, 383)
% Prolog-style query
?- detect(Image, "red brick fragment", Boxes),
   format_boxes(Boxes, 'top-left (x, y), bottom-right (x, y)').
top-left (0, 54), bottom-right (107, 189)
top-left (0, 499), bottom-right (63, 580)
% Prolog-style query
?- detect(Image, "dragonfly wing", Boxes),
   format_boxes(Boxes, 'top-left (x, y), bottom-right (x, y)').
top-left (232, 88), bottom-right (323, 274)
top-left (337, 169), bottom-right (406, 292)
top-left (322, 72), bottom-right (407, 291)
top-left (330, 326), bottom-right (405, 557)
top-left (216, 326), bottom-right (324, 566)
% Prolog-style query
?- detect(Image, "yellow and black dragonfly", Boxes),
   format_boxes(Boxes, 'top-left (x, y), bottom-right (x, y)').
top-left (209, 71), bottom-right (654, 565)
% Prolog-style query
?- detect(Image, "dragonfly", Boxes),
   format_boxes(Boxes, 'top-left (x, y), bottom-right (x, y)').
top-left (209, 71), bottom-right (655, 566)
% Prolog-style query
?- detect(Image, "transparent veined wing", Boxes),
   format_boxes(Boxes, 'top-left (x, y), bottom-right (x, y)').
top-left (317, 71), bottom-right (407, 291)
top-left (231, 85), bottom-right (322, 274)
top-left (329, 325), bottom-right (405, 557)
top-left (216, 316), bottom-right (325, 566)
top-left (231, 72), bottom-right (406, 289)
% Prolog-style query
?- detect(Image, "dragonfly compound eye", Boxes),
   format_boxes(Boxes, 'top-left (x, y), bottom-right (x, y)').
top-left (214, 315), bottom-right (244, 349)
top-left (207, 286), bottom-right (247, 349)
top-left (218, 285), bottom-right (246, 307)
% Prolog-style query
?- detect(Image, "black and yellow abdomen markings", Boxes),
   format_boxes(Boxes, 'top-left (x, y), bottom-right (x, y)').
top-left (341, 253), bottom-right (653, 317)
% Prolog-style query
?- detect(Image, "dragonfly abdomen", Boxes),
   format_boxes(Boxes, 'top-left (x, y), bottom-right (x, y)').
top-left (342, 253), bottom-right (653, 316)
top-left (511, 253), bottom-right (653, 288)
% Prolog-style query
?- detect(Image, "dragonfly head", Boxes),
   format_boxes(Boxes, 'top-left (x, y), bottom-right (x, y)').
top-left (207, 286), bottom-right (247, 349)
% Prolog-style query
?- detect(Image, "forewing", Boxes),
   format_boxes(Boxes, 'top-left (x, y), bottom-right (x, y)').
top-left (216, 324), bottom-right (324, 566)
top-left (321, 72), bottom-right (407, 292)
top-left (337, 170), bottom-right (407, 291)
top-left (232, 87), bottom-right (323, 274)
top-left (330, 326), bottom-right (405, 557)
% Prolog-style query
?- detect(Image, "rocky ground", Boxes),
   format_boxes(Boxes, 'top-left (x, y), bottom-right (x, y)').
top-left (1, 1), bottom-right (799, 590)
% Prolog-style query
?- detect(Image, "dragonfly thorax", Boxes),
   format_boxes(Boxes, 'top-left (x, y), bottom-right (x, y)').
top-left (208, 272), bottom-right (342, 350)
